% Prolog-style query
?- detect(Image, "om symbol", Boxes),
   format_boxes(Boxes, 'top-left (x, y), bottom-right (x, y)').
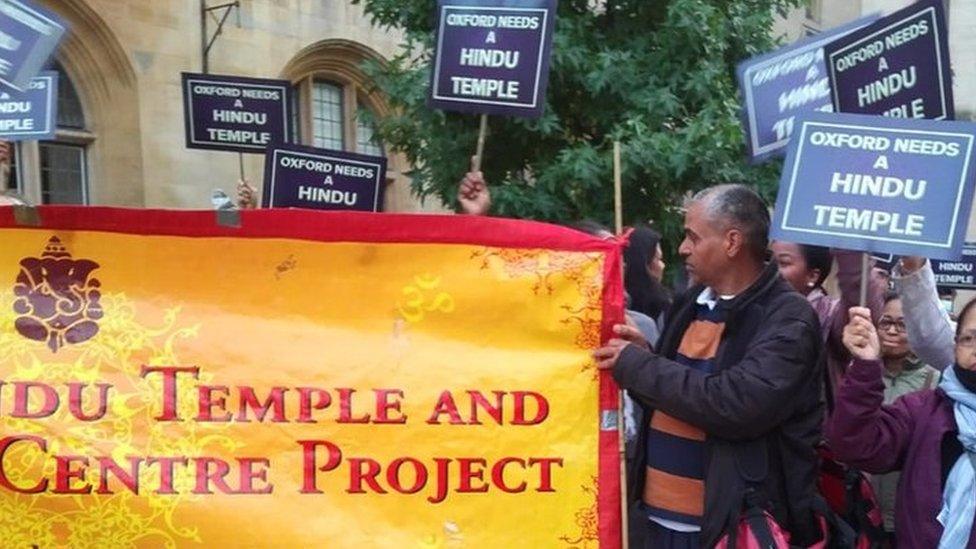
top-left (12, 236), bottom-right (103, 353)
top-left (396, 274), bottom-right (455, 323)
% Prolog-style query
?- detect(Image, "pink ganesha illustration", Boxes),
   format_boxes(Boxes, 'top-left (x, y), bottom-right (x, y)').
top-left (12, 236), bottom-right (103, 352)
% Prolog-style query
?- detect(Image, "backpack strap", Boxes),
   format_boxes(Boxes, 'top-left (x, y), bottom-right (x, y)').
top-left (743, 489), bottom-right (780, 549)
top-left (923, 369), bottom-right (936, 390)
top-left (722, 488), bottom-right (782, 549)
top-left (843, 469), bottom-right (886, 546)
top-left (721, 442), bottom-right (776, 547)
top-left (811, 496), bottom-right (857, 547)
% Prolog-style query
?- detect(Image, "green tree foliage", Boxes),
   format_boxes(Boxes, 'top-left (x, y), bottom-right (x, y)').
top-left (354, 0), bottom-right (801, 246)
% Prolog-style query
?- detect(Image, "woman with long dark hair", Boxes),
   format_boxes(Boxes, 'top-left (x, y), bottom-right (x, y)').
top-left (624, 225), bottom-right (671, 326)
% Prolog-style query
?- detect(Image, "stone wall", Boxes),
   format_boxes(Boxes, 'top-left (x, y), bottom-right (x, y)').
top-left (35, 0), bottom-right (446, 212)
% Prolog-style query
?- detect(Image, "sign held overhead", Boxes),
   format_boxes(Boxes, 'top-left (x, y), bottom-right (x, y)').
top-left (0, 70), bottom-right (56, 140)
top-left (824, 1), bottom-right (953, 121)
top-left (429, 0), bottom-right (557, 118)
top-left (771, 112), bottom-right (976, 260)
top-left (182, 72), bottom-right (293, 154)
top-left (0, 0), bottom-right (65, 91)
top-left (262, 143), bottom-right (386, 212)
top-left (736, 14), bottom-right (879, 162)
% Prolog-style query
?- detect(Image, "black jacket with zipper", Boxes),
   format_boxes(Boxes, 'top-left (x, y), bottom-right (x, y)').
top-left (615, 261), bottom-right (824, 547)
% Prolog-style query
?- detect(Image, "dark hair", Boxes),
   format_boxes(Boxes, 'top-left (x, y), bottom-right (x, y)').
top-left (571, 220), bottom-right (612, 237)
top-left (798, 244), bottom-right (832, 287)
top-left (957, 297), bottom-right (976, 336)
top-left (694, 184), bottom-right (770, 261)
top-left (624, 225), bottom-right (672, 320)
top-left (882, 291), bottom-right (900, 306)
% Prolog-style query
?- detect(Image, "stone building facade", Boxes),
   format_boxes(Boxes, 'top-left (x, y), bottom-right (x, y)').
top-left (3, 0), bottom-right (446, 213)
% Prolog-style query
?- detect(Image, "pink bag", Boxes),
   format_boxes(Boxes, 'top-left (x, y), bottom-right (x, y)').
top-left (716, 496), bottom-right (834, 548)
top-left (715, 506), bottom-right (791, 549)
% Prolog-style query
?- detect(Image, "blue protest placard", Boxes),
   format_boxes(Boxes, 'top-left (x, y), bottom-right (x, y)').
top-left (262, 143), bottom-right (386, 212)
top-left (872, 246), bottom-right (976, 290)
top-left (0, 69), bottom-right (55, 140)
top-left (182, 72), bottom-right (293, 154)
top-left (428, 0), bottom-right (557, 118)
top-left (824, 1), bottom-right (952, 120)
top-left (930, 245), bottom-right (976, 290)
top-left (736, 15), bottom-right (879, 162)
top-left (770, 112), bottom-right (976, 260)
top-left (0, 0), bottom-right (64, 91)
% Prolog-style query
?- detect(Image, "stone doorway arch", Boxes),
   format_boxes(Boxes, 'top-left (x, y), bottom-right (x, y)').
top-left (36, 0), bottom-right (144, 206)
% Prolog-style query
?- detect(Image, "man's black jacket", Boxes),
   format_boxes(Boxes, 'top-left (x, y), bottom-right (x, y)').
top-left (615, 261), bottom-right (824, 547)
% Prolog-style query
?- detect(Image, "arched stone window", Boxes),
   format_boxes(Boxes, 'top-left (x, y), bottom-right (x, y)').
top-left (282, 39), bottom-right (390, 160)
top-left (41, 61), bottom-right (93, 204)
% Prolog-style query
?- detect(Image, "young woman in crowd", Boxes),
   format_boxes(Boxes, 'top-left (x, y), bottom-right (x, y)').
top-left (827, 298), bottom-right (976, 547)
top-left (868, 292), bottom-right (940, 544)
top-left (770, 242), bottom-right (886, 393)
top-left (623, 225), bottom-right (671, 328)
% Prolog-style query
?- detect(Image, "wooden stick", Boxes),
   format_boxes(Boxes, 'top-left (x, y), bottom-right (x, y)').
top-left (860, 252), bottom-right (870, 307)
top-left (613, 140), bottom-right (629, 549)
top-left (472, 114), bottom-right (488, 172)
top-left (614, 142), bottom-right (623, 234)
top-left (238, 152), bottom-right (245, 181)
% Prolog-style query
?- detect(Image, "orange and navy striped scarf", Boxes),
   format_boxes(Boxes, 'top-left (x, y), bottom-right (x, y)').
top-left (642, 297), bottom-right (726, 527)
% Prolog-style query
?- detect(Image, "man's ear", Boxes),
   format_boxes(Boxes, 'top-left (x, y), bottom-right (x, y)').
top-left (725, 228), bottom-right (745, 259)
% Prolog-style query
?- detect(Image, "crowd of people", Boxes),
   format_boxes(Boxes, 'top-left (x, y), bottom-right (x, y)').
top-left (460, 165), bottom-right (972, 548)
top-left (5, 166), bottom-right (974, 548)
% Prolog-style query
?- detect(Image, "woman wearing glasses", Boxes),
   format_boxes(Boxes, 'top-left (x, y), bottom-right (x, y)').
top-left (827, 287), bottom-right (976, 548)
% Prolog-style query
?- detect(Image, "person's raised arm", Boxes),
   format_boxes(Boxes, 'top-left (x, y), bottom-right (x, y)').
top-left (457, 156), bottom-right (491, 216)
top-left (891, 257), bottom-right (954, 370)
top-left (825, 307), bottom-right (918, 473)
top-left (236, 179), bottom-right (258, 210)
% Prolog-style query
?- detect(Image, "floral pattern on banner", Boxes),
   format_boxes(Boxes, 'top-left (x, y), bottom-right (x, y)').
top-left (473, 247), bottom-right (605, 377)
top-left (561, 261), bottom-right (605, 354)
top-left (559, 477), bottom-right (599, 548)
top-left (471, 248), bottom-right (604, 297)
top-left (0, 291), bottom-right (237, 549)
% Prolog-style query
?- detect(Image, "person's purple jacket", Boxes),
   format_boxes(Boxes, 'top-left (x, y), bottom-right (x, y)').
top-left (826, 358), bottom-right (971, 548)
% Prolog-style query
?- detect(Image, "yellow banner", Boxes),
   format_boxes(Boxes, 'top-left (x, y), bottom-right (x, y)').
top-left (0, 207), bottom-right (623, 548)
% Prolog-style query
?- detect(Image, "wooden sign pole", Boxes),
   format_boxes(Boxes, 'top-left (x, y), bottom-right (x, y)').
top-left (472, 114), bottom-right (489, 172)
top-left (613, 140), bottom-right (629, 549)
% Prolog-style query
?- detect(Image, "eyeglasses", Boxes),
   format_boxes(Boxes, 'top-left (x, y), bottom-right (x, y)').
top-left (958, 333), bottom-right (976, 348)
top-left (878, 317), bottom-right (906, 333)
